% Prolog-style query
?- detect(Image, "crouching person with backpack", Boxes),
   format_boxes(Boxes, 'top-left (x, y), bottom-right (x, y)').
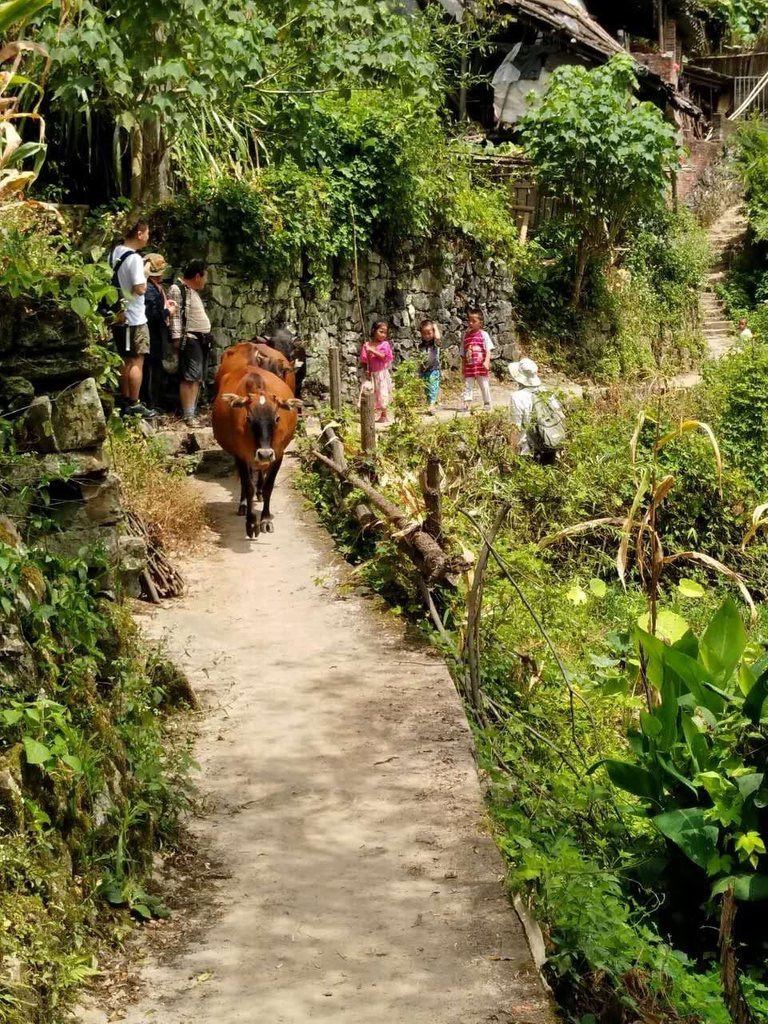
top-left (508, 358), bottom-right (566, 464)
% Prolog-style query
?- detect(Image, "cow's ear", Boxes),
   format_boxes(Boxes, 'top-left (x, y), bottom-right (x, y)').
top-left (221, 393), bottom-right (250, 408)
top-left (279, 397), bottom-right (303, 411)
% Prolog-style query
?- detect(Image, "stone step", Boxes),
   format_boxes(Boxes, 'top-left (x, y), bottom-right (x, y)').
top-left (703, 320), bottom-right (733, 330)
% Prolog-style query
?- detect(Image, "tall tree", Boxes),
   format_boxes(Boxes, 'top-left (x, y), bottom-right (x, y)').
top-left (520, 54), bottom-right (680, 308)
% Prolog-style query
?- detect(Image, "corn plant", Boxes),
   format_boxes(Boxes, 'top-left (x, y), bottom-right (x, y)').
top-left (540, 410), bottom-right (755, 626)
top-left (0, 0), bottom-right (51, 204)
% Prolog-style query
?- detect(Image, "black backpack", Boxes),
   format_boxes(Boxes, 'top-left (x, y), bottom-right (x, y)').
top-left (98, 247), bottom-right (137, 322)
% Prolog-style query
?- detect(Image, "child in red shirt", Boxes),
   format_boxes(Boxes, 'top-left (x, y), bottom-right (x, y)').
top-left (462, 308), bottom-right (494, 412)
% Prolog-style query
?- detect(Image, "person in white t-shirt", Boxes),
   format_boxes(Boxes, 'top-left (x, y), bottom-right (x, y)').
top-left (169, 260), bottom-right (212, 427)
top-left (109, 219), bottom-right (153, 417)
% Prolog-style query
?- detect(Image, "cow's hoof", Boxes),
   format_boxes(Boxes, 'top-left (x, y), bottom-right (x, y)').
top-left (237, 502), bottom-right (247, 517)
top-left (246, 520), bottom-right (255, 539)
top-left (260, 517), bottom-right (274, 534)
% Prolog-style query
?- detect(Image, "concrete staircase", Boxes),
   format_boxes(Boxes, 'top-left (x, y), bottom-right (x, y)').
top-left (700, 204), bottom-right (748, 360)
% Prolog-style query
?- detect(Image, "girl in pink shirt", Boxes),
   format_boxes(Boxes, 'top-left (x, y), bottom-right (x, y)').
top-left (360, 320), bottom-right (394, 424)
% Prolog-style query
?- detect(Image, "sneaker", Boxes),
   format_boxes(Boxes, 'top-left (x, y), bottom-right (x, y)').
top-left (182, 415), bottom-right (201, 429)
top-left (124, 401), bottom-right (157, 420)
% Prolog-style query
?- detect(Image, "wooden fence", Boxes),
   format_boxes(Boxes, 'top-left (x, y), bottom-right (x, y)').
top-left (467, 153), bottom-right (557, 240)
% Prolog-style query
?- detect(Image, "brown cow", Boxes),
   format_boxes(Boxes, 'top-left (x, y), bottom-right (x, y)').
top-left (212, 368), bottom-right (302, 538)
top-left (215, 340), bottom-right (298, 395)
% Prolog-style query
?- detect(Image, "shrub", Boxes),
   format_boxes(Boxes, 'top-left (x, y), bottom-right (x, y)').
top-left (0, 535), bottom-right (195, 1021)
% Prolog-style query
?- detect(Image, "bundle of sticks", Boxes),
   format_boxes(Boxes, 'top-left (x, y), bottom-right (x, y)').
top-left (125, 510), bottom-right (185, 603)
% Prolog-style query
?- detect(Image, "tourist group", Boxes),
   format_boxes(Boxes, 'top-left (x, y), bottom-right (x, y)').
top-left (108, 217), bottom-right (565, 458)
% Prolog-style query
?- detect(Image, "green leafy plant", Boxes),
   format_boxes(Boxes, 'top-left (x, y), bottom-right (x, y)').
top-left (597, 597), bottom-right (768, 905)
top-left (520, 54), bottom-right (680, 308)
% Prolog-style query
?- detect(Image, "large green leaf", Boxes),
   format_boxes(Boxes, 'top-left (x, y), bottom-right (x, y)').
top-left (656, 673), bottom-right (679, 753)
top-left (681, 714), bottom-right (709, 772)
top-left (660, 644), bottom-right (723, 715)
top-left (700, 598), bottom-right (747, 686)
top-left (0, 0), bottom-right (50, 33)
top-left (602, 759), bottom-right (660, 803)
top-left (658, 755), bottom-right (698, 798)
top-left (735, 772), bottom-right (764, 801)
top-left (22, 736), bottom-right (50, 765)
top-left (712, 874), bottom-right (768, 902)
top-left (637, 609), bottom-right (690, 645)
top-left (652, 808), bottom-right (719, 870)
top-left (744, 670), bottom-right (768, 725)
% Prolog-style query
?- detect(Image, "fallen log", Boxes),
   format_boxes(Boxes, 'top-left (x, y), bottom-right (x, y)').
top-left (312, 449), bottom-right (470, 584)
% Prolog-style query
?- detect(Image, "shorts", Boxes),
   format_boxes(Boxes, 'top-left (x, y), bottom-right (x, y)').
top-left (180, 333), bottom-right (211, 382)
top-left (112, 322), bottom-right (150, 358)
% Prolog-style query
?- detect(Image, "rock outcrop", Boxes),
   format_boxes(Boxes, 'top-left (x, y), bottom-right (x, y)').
top-left (0, 379), bottom-right (146, 593)
top-left (0, 296), bottom-right (99, 410)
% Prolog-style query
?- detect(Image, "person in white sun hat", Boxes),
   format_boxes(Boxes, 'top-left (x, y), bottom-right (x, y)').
top-left (508, 358), bottom-right (566, 463)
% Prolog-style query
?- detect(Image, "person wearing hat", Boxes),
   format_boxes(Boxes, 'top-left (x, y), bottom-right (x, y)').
top-left (508, 357), bottom-right (565, 462)
top-left (141, 253), bottom-right (177, 412)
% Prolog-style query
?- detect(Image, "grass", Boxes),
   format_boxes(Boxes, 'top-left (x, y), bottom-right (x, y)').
top-left (107, 423), bottom-right (210, 554)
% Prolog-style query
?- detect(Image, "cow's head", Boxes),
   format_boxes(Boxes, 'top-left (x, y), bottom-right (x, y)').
top-left (221, 375), bottom-right (302, 463)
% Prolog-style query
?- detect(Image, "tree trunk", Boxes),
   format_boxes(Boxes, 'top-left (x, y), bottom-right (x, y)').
top-left (312, 443), bottom-right (470, 584)
top-left (130, 123), bottom-right (143, 207)
top-left (360, 386), bottom-right (376, 455)
top-left (421, 455), bottom-right (442, 544)
top-left (571, 239), bottom-right (589, 309)
top-left (130, 117), bottom-right (171, 208)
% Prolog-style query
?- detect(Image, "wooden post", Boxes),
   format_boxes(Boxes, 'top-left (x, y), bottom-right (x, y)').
top-left (360, 385), bottom-right (376, 455)
top-left (328, 346), bottom-right (342, 413)
top-left (519, 211), bottom-right (530, 246)
top-left (422, 455), bottom-right (442, 544)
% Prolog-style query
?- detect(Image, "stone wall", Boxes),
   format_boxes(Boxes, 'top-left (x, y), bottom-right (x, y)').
top-left (1, 378), bottom-right (146, 593)
top-left (0, 296), bottom-right (97, 410)
top-left (201, 240), bottom-right (520, 396)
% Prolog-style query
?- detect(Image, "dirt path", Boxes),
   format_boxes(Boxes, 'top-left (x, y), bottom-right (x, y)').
top-left (111, 457), bottom-right (553, 1024)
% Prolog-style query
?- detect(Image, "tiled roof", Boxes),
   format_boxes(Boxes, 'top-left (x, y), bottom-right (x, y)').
top-left (501, 0), bottom-right (625, 59)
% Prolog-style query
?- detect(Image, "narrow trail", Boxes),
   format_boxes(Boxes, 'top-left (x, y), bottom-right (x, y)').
top-left (672, 203), bottom-right (747, 389)
top-left (701, 203), bottom-right (748, 360)
top-left (113, 458), bottom-right (553, 1024)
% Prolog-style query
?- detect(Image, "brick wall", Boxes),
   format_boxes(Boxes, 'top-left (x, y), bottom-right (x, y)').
top-left (631, 51), bottom-right (679, 88)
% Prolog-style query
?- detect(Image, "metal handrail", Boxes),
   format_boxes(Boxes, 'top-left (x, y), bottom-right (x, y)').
top-left (729, 68), bottom-right (768, 120)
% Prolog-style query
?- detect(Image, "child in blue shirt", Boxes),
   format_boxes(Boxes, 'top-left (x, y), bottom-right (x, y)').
top-left (418, 319), bottom-right (441, 414)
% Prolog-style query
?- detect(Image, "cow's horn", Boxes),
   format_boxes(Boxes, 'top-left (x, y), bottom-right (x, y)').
top-left (221, 392), bottom-right (248, 408)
